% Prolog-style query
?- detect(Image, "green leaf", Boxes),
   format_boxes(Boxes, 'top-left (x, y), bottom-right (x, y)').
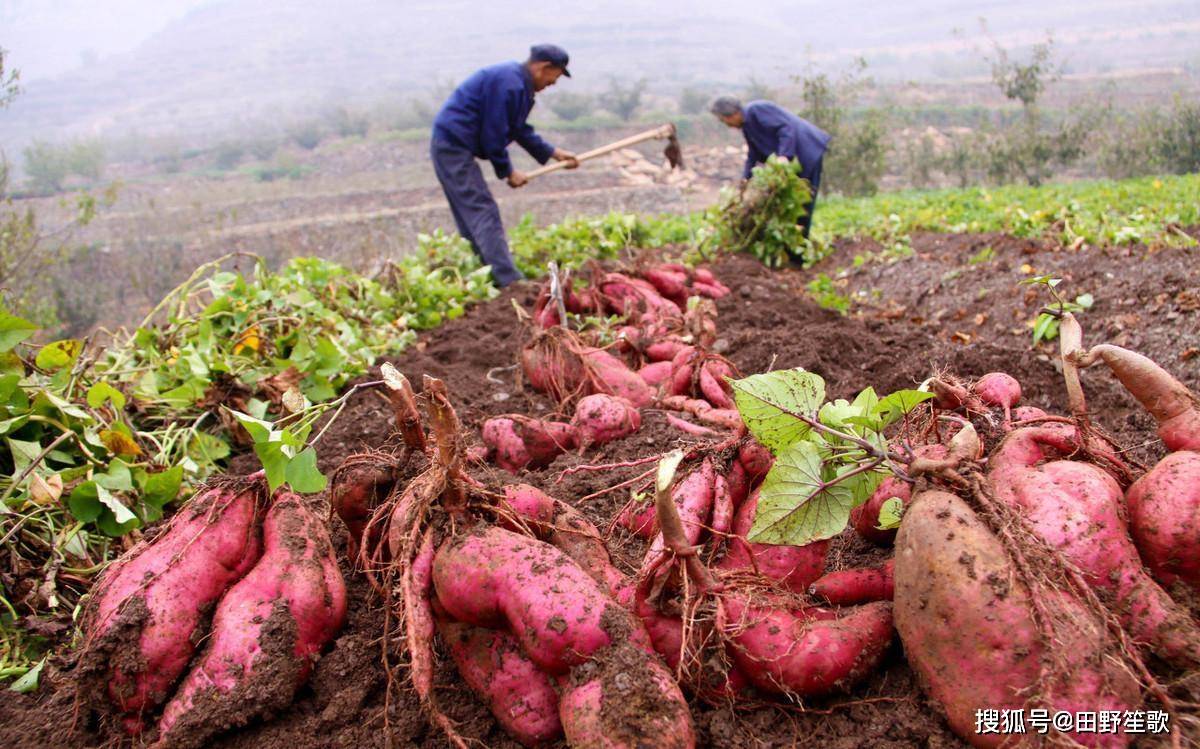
top-left (96, 460), bottom-right (134, 492)
top-left (748, 441), bottom-right (873, 546)
top-left (729, 369), bottom-right (825, 453)
top-left (1075, 293), bottom-right (1094, 310)
top-left (86, 382), bottom-right (126, 410)
top-left (9, 658), bottom-right (46, 693)
top-left (254, 440), bottom-right (291, 493)
top-left (186, 432), bottom-right (231, 465)
top-left (874, 389), bottom-right (936, 427)
top-left (34, 339), bottom-right (83, 371)
top-left (6, 437), bottom-right (43, 475)
top-left (67, 481), bottom-right (103, 522)
top-left (229, 409), bottom-right (272, 443)
top-left (0, 352), bottom-right (24, 377)
top-left (1032, 314), bottom-right (1057, 345)
top-left (138, 466), bottom-right (183, 510)
top-left (877, 496), bottom-right (905, 530)
top-left (0, 312), bottom-right (38, 353)
top-left (94, 483), bottom-right (137, 525)
top-left (284, 447), bottom-right (326, 493)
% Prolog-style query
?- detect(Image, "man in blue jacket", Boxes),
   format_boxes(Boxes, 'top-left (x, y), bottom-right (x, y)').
top-left (431, 44), bottom-right (579, 286)
top-left (711, 96), bottom-right (831, 241)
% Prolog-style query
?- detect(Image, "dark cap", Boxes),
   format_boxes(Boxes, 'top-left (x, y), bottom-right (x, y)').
top-left (529, 43), bottom-right (570, 77)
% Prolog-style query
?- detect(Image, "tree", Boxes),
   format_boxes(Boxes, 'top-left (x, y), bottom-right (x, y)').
top-left (678, 87), bottom-right (709, 116)
top-left (0, 47), bottom-right (19, 109)
top-left (547, 92), bottom-right (593, 122)
top-left (600, 78), bottom-right (646, 122)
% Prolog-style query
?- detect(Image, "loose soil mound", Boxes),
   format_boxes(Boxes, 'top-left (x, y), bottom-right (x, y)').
top-left (2, 235), bottom-right (1195, 748)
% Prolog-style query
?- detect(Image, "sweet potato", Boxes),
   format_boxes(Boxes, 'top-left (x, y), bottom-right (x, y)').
top-left (1125, 450), bottom-right (1200, 594)
top-left (482, 416), bottom-right (577, 472)
top-left (572, 393), bottom-right (641, 447)
top-left (522, 330), bottom-right (588, 402)
top-left (598, 272), bottom-right (683, 320)
top-left (698, 359), bottom-right (736, 409)
top-left (330, 456), bottom-right (397, 558)
top-left (557, 641), bottom-right (695, 749)
top-left (1073, 342), bottom-right (1200, 451)
top-left (581, 347), bottom-right (656, 408)
top-left (849, 476), bottom-right (909, 546)
top-left (620, 460), bottom-right (715, 544)
top-left (737, 440), bottom-right (773, 482)
top-left (645, 339), bottom-right (690, 363)
top-left (1011, 405), bottom-right (1048, 421)
top-left (717, 488), bottom-right (827, 592)
top-left (437, 619), bottom-right (562, 746)
top-left (156, 493), bottom-right (346, 748)
top-left (808, 560), bottom-right (894, 605)
top-left (895, 489), bottom-right (1141, 748)
top-left (722, 595), bottom-right (893, 698)
top-left (80, 478), bottom-right (266, 728)
top-left (971, 372), bottom-right (1021, 410)
top-left (432, 525), bottom-right (635, 674)
top-left (641, 266), bottom-right (689, 308)
top-left (990, 426), bottom-right (1200, 667)
top-left (638, 360), bottom-right (675, 387)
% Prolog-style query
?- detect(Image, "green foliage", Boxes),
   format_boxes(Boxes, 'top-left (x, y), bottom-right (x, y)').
top-left (710, 155), bottom-right (816, 267)
top-left (1157, 97), bottom-right (1200, 175)
top-left (729, 369), bottom-right (931, 546)
top-left (1022, 275), bottom-right (1094, 346)
top-left (20, 140), bottom-right (106, 194)
top-left (547, 92), bottom-right (594, 122)
top-left (212, 141), bottom-right (245, 170)
top-left (794, 59), bottom-right (888, 196)
top-left (742, 75), bottom-right (777, 102)
top-left (599, 78), bottom-right (647, 122)
top-left (288, 121), bottom-right (324, 150)
top-left (250, 155), bottom-right (311, 182)
top-left (0, 47), bottom-right (19, 108)
top-left (814, 174), bottom-right (1200, 250)
top-left (806, 273), bottom-right (851, 314)
top-left (328, 107), bottom-right (370, 138)
top-left (678, 87), bottom-right (709, 116)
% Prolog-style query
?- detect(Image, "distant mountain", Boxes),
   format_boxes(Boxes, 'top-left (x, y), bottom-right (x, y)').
top-left (2, 0), bottom-right (1198, 148)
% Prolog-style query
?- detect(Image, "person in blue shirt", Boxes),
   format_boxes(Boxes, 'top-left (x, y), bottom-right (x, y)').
top-left (431, 44), bottom-right (579, 286)
top-left (710, 96), bottom-right (831, 241)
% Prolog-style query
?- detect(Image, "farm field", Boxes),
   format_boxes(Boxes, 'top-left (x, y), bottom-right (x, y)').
top-left (1, 165), bottom-right (1198, 747)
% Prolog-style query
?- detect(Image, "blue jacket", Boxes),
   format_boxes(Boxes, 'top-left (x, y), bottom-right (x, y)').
top-left (741, 100), bottom-right (831, 182)
top-left (432, 62), bottom-right (556, 180)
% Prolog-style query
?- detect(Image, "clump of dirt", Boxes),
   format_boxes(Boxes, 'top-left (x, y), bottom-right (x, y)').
top-left (5, 234), bottom-right (1195, 749)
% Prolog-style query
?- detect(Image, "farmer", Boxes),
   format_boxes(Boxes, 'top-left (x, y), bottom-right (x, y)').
top-left (710, 96), bottom-right (831, 241)
top-left (431, 44), bottom-right (579, 287)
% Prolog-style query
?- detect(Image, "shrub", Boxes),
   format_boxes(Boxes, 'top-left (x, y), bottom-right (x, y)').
top-left (288, 121), bottom-right (324, 150)
top-left (547, 92), bottom-right (593, 122)
top-left (212, 141), bottom-right (245, 170)
top-left (678, 87), bottom-right (709, 115)
top-left (600, 78), bottom-right (646, 122)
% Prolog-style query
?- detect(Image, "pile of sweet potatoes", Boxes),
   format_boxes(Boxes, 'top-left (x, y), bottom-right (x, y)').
top-left (77, 476), bottom-right (346, 747)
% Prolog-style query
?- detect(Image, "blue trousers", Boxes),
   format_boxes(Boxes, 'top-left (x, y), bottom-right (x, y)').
top-left (798, 156), bottom-right (823, 240)
top-left (430, 139), bottom-right (524, 287)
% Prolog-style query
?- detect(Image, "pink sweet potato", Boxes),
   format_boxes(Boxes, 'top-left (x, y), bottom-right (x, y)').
top-left (582, 347), bottom-right (656, 408)
top-left (723, 595), bottom-right (893, 698)
top-left (1074, 342), bottom-right (1200, 452)
top-left (894, 489), bottom-right (1140, 748)
top-left (522, 332), bottom-right (588, 402)
top-left (990, 426), bottom-right (1200, 667)
top-left (437, 619), bottom-right (562, 746)
top-left (156, 492), bottom-right (346, 748)
top-left (850, 476), bottom-right (909, 546)
top-left (641, 266), bottom-right (689, 308)
top-left (1011, 405), bottom-right (1048, 421)
top-left (717, 488), bottom-right (827, 592)
top-left (571, 393), bottom-right (641, 447)
top-left (598, 273), bottom-right (683, 321)
top-left (482, 416), bottom-right (577, 472)
top-left (738, 440), bottom-right (773, 482)
top-left (1125, 451), bottom-right (1200, 594)
top-left (808, 560), bottom-right (894, 605)
top-left (645, 339), bottom-right (690, 363)
top-left (620, 460), bottom-right (715, 544)
top-left (80, 478), bottom-right (267, 728)
top-left (432, 526), bottom-right (634, 674)
top-left (638, 360), bottom-right (675, 387)
top-left (557, 642), bottom-right (695, 749)
top-left (971, 371), bottom-right (1021, 410)
top-left (330, 457), bottom-right (397, 559)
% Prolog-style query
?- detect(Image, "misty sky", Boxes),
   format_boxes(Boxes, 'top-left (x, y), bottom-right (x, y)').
top-left (2, 0), bottom-right (207, 79)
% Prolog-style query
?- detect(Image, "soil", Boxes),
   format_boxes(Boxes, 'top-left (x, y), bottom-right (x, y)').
top-left (2, 233), bottom-right (1196, 748)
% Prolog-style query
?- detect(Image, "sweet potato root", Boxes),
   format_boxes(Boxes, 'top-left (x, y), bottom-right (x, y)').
top-left (80, 477), bottom-right (267, 728)
top-left (437, 619), bottom-right (562, 746)
top-left (155, 492), bottom-right (346, 748)
top-left (482, 416), bottom-right (577, 472)
top-left (571, 393), bottom-right (641, 448)
top-left (1125, 451), bottom-right (1200, 594)
top-left (895, 489), bottom-right (1141, 748)
top-left (849, 476), bottom-right (909, 546)
top-left (808, 560), bottom-right (894, 605)
top-left (717, 487), bottom-right (827, 592)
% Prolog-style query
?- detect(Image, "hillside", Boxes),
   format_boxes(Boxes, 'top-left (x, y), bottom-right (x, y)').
top-left (2, 0), bottom-right (1199, 147)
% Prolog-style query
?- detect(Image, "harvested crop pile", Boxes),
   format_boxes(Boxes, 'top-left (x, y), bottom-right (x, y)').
top-left (4, 248), bottom-right (1197, 749)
